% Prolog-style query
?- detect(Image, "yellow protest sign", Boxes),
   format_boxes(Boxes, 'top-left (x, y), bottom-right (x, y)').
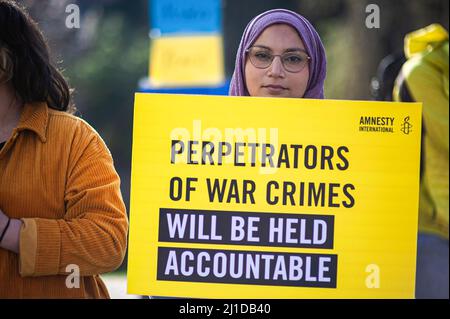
top-left (128, 93), bottom-right (422, 299)
top-left (149, 35), bottom-right (224, 87)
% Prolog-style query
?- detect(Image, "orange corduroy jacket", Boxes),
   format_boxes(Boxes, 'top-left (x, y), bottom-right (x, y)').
top-left (0, 102), bottom-right (129, 298)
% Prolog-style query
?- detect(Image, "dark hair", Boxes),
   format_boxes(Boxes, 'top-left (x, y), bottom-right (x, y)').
top-left (370, 53), bottom-right (406, 101)
top-left (0, 0), bottom-right (74, 112)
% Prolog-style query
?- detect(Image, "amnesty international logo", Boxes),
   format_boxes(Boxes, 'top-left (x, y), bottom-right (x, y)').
top-left (359, 116), bottom-right (395, 133)
top-left (400, 116), bottom-right (412, 135)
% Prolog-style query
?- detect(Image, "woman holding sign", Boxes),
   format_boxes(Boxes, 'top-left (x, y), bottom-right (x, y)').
top-left (0, 0), bottom-right (128, 298)
top-left (230, 9), bottom-right (326, 99)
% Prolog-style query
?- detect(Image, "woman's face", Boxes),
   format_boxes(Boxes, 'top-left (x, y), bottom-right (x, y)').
top-left (244, 24), bottom-right (310, 98)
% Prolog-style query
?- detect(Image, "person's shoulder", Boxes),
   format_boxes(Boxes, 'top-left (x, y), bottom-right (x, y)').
top-left (46, 109), bottom-right (113, 158)
top-left (402, 42), bottom-right (448, 76)
top-left (47, 109), bottom-right (100, 139)
top-left (401, 53), bottom-right (437, 85)
top-left (45, 109), bottom-right (112, 156)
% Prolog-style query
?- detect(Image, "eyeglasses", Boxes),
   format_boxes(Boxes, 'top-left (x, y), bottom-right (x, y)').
top-left (246, 46), bottom-right (310, 73)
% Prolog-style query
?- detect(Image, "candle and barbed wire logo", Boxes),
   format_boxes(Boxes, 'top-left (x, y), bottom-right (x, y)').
top-left (400, 116), bottom-right (413, 135)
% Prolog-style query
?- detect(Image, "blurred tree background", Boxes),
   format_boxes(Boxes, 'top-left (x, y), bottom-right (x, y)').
top-left (20, 0), bottom-right (449, 271)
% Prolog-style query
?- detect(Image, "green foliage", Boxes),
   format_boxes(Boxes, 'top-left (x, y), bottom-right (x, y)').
top-left (66, 9), bottom-right (148, 170)
top-left (319, 20), bottom-right (352, 99)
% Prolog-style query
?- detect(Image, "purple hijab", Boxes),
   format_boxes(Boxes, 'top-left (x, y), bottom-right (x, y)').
top-left (229, 9), bottom-right (327, 98)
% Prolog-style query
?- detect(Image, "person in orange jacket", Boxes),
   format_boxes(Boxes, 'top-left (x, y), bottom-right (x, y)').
top-left (0, 0), bottom-right (128, 298)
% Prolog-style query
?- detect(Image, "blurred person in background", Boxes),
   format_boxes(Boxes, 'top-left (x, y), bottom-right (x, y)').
top-left (394, 24), bottom-right (449, 299)
top-left (0, 0), bottom-right (128, 298)
top-left (229, 8), bottom-right (326, 99)
top-left (370, 52), bottom-right (406, 101)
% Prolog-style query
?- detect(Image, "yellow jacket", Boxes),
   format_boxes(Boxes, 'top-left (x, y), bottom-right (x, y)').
top-left (394, 24), bottom-right (449, 239)
top-left (0, 102), bottom-right (129, 298)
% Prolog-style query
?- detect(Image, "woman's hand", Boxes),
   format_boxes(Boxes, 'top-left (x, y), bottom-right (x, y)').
top-left (0, 208), bottom-right (22, 254)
